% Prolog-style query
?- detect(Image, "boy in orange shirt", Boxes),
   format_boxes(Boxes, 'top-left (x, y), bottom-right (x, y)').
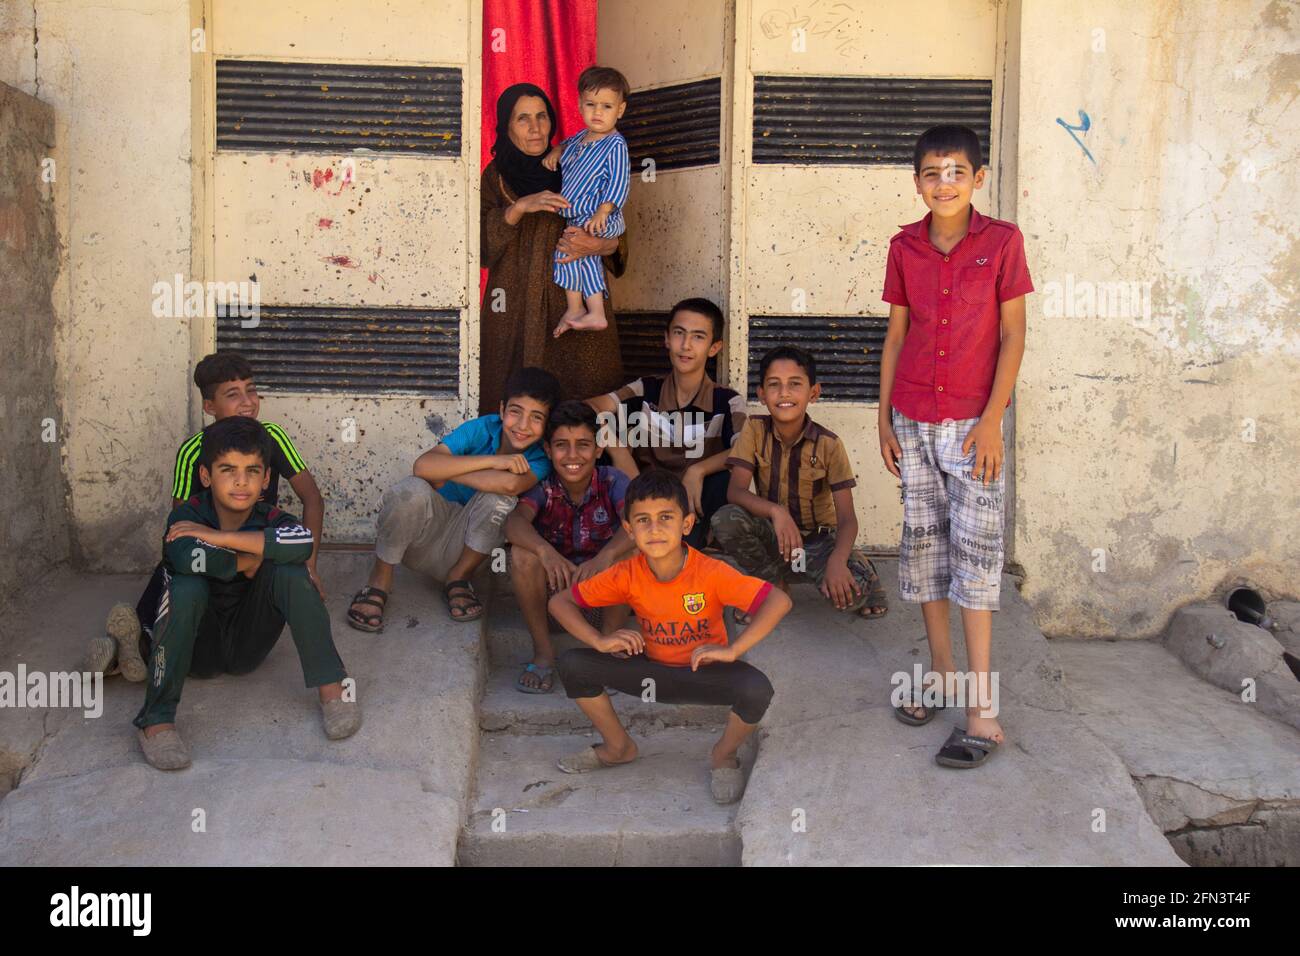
top-left (549, 469), bottom-right (791, 804)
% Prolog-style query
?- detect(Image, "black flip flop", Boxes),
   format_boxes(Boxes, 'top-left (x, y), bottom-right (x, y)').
top-left (935, 727), bottom-right (1000, 769)
top-left (894, 695), bottom-right (945, 726)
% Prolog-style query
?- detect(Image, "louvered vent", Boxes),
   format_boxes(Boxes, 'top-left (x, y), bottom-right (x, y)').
top-left (753, 75), bottom-right (991, 166)
top-left (217, 60), bottom-right (461, 155)
top-left (622, 78), bottom-right (722, 172)
top-left (617, 311), bottom-right (720, 382)
top-left (747, 315), bottom-right (888, 402)
top-left (216, 305), bottom-right (459, 395)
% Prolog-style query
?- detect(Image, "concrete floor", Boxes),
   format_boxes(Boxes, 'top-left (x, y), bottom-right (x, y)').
top-left (0, 553), bottom-right (1294, 865)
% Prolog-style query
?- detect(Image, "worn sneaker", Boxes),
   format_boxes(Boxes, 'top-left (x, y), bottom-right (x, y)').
top-left (710, 765), bottom-right (746, 805)
top-left (85, 634), bottom-right (119, 676)
top-left (106, 603), bottom-right (147, 683)
top-left (137, 726), bottom-right (191, 771)
top-left (320, 698), bottom-right (362, 740)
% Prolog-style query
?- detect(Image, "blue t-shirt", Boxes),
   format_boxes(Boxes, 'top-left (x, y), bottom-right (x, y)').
top-left (437, 414), bottom-right (550, 505)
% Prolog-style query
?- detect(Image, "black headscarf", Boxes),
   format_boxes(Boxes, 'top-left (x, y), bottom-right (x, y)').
top-left (491, 83), bottom-right (563, 198)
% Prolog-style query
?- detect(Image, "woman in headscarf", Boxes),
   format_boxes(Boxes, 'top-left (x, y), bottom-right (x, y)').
top-left (479, 83), bottom-right (627, 412)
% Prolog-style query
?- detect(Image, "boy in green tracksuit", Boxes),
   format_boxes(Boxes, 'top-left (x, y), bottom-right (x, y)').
top-left (133, 416), bottom-right (358, 771)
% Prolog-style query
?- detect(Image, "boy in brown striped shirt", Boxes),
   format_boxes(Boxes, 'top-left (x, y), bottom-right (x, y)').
top-left (712, 345), bottom-right (887, 622)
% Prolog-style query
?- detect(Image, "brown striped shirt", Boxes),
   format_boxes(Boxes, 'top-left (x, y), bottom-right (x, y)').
top-left (726, 415), bottom-right (856, 535)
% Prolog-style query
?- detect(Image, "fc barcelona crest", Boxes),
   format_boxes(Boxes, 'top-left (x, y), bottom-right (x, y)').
top-left (683, 592), bottom-right (706, 614)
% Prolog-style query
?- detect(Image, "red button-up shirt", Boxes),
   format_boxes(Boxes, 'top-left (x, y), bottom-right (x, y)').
top-left (881, 206), bottom-right (1033, 423)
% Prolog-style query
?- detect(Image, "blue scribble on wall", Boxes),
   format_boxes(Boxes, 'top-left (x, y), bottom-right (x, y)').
top-left (1056, 109), bottom-right (1096, 165)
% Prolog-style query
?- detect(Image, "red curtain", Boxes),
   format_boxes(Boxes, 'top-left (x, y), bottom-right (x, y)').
top-left (479, 0), bottom-right (598, 298)
top-left (481, 0), bottom-right (598, 174)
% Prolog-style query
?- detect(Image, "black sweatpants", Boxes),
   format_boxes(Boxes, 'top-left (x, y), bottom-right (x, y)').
top-left (133, 561), bottom-right (346, 729)
top-left (558, 647), bottom-right (774, 725)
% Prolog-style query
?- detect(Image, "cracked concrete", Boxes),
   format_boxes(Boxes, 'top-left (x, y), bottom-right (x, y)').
top-left (733, 567), bottom-right (1181, 865)
top-left (0, 553), bottom-right (483, 866)
top-left (1055, 637), bottom-right (1300, 865)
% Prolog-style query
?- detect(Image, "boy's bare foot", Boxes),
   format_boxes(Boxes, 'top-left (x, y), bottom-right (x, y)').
top-left (137, 723), bottom-right (191, 771)
top-left (966, 711), bottom-right (1004, 745)
top-left (552, 306), bottom-right (588, 338)
top-left (516, 657), bottom-right (555, 693)
top-left (896, 665), bottom-right (958, 722)
top-left (562, 312), bottom-right (609, 332)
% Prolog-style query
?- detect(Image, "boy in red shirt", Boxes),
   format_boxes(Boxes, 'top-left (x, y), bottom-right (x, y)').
top-left (878, 124), bottom-right (1033, 769)
top-left (548, 469), bottom-right (791, 804)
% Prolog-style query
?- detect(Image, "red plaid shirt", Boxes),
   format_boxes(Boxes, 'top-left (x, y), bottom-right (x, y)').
top-left (518, 466), bottom-right (628, 562)
top-left (882, 206), bottom-right (1033, 423)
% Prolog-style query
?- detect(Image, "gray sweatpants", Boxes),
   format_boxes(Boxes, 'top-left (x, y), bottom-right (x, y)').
top-left (375, 475), bottom-right (515, 582)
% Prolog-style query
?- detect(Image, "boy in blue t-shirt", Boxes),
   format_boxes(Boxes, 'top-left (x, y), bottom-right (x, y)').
top-left (347, 367), bottom-right (560, 629)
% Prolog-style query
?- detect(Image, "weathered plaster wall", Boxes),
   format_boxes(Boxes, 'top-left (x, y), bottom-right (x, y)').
top-left (0, 82), bottom-right (70, 604)
top-left (600, 0), bottom-right (731, 312)
top-left (1, 0), bottom-right (194, 572)
top-left (1014, 0), bottom-right (1300, 636)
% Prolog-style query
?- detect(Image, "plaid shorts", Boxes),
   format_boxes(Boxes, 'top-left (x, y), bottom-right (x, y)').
top-left (893, 409), bottom-right (1005, 611)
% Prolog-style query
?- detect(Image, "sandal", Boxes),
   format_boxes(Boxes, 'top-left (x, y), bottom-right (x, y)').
top-left (850, 553), bottom-right (889, 618)
top-left (935, 727), bottom-right (1001, 769)
top-left (894, 695), bottom-right (946, 726)
top-left (443, 579), bottom-right (483, 622)
top-left (731, 607), bottom-right (752, 627)
top-left (516, 662), bottom-right (555, 695)
top-left (347, 586), bottom-right (388, 633)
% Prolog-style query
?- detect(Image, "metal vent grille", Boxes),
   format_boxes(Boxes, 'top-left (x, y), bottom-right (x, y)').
top-left (617, 311), bottom-right (719, 382)
top-left (216, 305), bottom-right (460, 394)
top-left (747, 315), bottom-right (888, 402)
top-left (753, 75), bottom-right (991, 165)
top-left (622, 78), bottom-right (722, 172)
top-left (216, 60), bottom-right (461, 155)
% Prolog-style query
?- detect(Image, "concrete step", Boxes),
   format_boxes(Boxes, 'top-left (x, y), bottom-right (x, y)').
top-left (478, 663), bottom-right (731, 735)
top-left (1055, 638), bottom-right (1300, 866)
top-left (458, 728), bottom-right (742, 866)
top-left (732, 570), bottom-right (1183, 865)
top-left (0, 554), bottom-right (482, 866)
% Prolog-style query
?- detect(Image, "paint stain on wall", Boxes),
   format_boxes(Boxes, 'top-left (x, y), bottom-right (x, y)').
top-left (321, 254), bottom-right (358, 268)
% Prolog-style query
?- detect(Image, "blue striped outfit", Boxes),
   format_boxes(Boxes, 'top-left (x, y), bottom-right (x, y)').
top-left (553, 129), bottom-right (630, 297)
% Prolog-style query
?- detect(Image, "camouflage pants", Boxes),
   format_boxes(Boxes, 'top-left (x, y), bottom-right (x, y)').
top-left (710, 504), bottom-right (878, 612)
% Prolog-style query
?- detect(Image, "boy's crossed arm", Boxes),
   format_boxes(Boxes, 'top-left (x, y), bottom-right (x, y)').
top-left (413, 444), bottom-right (539, 496)
top-left (164, 520), bottom-right (313, 580)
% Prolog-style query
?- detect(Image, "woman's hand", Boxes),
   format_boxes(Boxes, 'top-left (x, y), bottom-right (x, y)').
top-left (556, 226), bottom-right (618, 263)
top-left (505, 190), bottom-right (569, 225)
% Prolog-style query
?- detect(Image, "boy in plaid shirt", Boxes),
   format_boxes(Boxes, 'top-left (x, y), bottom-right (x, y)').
top-left (504, 401), bottom-right (635, 693)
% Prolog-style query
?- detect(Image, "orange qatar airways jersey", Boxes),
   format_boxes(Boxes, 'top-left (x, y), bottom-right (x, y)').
top-left (573, 546), bottom-right (773, 666)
